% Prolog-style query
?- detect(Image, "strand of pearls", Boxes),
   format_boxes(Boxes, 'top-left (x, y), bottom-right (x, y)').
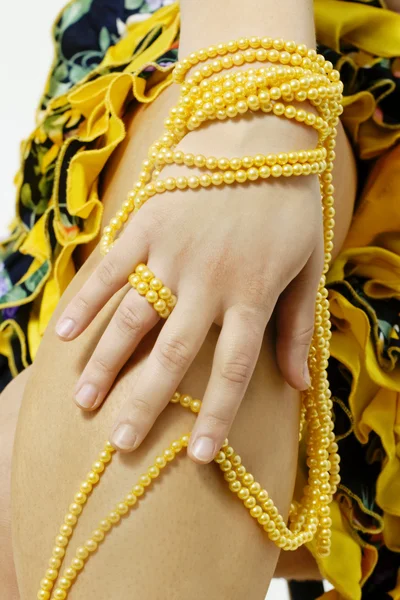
top-left (38, 37), bottom-right (342, 600)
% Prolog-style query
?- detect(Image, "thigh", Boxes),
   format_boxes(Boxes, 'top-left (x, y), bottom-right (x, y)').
top-left (12, 253), bottom-right (300, 600)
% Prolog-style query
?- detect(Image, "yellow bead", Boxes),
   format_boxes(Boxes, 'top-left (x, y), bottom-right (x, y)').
top-left (159, 287), bottom-right (172, 300)
top-left (223, 171), bottom-right (235, 184)
top-left (190, 399), bottom-right (201, 413)
top-left (181, 434), bottom-right (190, 447)
top-left (247, 168), bottom-right (259, 181)
top-left (84, 539), bottom-right (97, 553)
top-left (64, 567), bottom-right (77, 580)
top-left (140, 474), bottom-right (151, 487)
top-left (133, 484), bottom-right (145, 497)
top-left (154, 299), bottom-right (167, 313)
top-left (148, 466), bottom-right (160, 479)
top-left (40, 578), bottom-right (53, 591)
top-left (172, 440), bottom-right (183, 453)
top-left (155, 456), bottom-right (167, 469)
top-left (58, 577), bottom-right (71, 590)
top-left (150, 277), bottom-right (163, 291)
top-left (200, 174), bottom-right (212, 187)
top-left (164, 448), bottom-right (175, 462)
top-left (271, 165), bottom-right (283, 178)
top-left (165, 177), bottom-right (176, 191)
top-left (72, 558), bottom-right (84, 571)
top-left (229, 157), bottom-right (242, 170)
top-left (180, 394), bottom-right (192, 407)
top-left (146, 290), bottom-right (158, 303)
top-left (205, 156), bottom-right (217, 169)
top-left (235, 170), bottom-right (247, 183)
top-left (108, 511), bottom-right (120, 524)
top-left (46, 569), bottom-right (58, 581)
top-left (229, 481), bottom-right (241, 493)
top-left (49, 557), bottom-right (61, 570)
top-left (211, 172), bottom-right (223, 185)
top-left (259, 166), bottom-right (271, 179)
top-left (128, 273), bottom-right (141, 288)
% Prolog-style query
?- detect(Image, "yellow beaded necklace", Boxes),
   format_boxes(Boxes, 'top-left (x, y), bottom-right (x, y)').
top-left (38, 37), bottom-right (342, 600)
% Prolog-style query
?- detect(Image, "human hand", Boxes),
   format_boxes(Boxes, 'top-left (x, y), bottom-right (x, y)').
top-left (55, 117), bottom-right (324, 464)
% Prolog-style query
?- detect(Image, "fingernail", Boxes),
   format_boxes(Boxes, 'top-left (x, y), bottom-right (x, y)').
top-left (75, 383), bottom-right (98, 409)
top-left (191, 436), bottom-right (215, 463)
top-left (111, 424), bottom-right (137, 451)
top-left (303, 362), bottom-right (311, 388)
top-left (56, 317), bottom-right (75, 339)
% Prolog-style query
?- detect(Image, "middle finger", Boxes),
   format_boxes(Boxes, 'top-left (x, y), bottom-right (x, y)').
top-left (110, 288), bottom-right (216, 452)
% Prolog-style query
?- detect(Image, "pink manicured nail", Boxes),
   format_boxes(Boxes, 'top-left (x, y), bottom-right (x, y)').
top-left (191, 437), bottom-right (215, 463)
top-left (303, 362), bottom-right (311, 388)
top-left (56, 317), bottom-right (75, 339)
top-left (111, 424), bottom-right (137, 451)
top-left (75, 383), bottom-right (98, 409)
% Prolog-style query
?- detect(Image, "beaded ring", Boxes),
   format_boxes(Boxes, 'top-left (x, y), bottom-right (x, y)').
top-left (128, 263), bottom-right (177, 319)
top-left (38, 36), bottom-right (342, 600)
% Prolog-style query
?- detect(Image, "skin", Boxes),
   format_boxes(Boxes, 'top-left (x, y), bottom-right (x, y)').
top-left (4, 76), bottom-right (355, 599)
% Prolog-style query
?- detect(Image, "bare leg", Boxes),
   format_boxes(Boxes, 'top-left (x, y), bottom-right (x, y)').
top-left (0, 368), bottom-right (30, 600)
top-left (9, 81), bottom-right (356, 599)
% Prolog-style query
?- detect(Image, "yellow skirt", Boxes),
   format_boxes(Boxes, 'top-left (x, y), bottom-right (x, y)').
top-left (1, 1), bottom-right (400, 597)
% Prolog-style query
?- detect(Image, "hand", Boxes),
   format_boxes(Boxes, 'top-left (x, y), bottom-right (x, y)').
top-left (55, 117), bottom-right (324, 464)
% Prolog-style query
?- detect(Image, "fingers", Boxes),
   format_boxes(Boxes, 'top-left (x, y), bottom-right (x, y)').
top-left (187, 304), bottom-right (266, 464)
top-left (74, 288), bottom-right (159, 411)
top-left (55, 224), bottom-right (149, 341)
top-left (110, 293), bottom-right (216, 452)
top-left (275, 246), bottom-right (324, 391)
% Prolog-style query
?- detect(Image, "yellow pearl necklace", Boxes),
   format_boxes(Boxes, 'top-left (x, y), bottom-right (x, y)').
top-left (38, 37), bottom-right (342, 599)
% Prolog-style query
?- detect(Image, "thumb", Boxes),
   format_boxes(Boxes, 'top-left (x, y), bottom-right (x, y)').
top-left (276, 248), bottom-right (323, 391)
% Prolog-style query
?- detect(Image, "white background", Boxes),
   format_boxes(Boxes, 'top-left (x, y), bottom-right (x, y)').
top-left (0, 2), bottom-right (335, 599)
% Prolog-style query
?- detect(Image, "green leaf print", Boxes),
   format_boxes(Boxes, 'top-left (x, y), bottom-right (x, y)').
top-left (99, 27), bottom-right (111, 52)
top-left (24, 263), bottom-right (50, 293)
top-left (59, 0), bottom-right (93, 32)
top-left (125, 0), bottom-right (143, 9)
top-left (54, 62), bottom-right (69, 81)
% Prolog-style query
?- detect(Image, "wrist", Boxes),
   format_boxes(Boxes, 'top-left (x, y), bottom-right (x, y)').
top-left (179, 1), bottom-right (316, 60)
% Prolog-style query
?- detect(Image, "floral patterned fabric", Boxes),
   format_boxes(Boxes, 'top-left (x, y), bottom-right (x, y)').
top-left (1, 1), bottom-right (400, 598)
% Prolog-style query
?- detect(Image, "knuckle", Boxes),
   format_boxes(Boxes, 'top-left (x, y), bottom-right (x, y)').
top-left (91, 355), bottom-right (114, 376)
top-left (220, 351), bottom-right (253, 386)
top-left (97, 258), bottom-right (117, 288)
top-left (204, 408), bottom-right (232, 430)
top-left (130, 396), bottom-right (154, 419)
top-left (156, 336), bottom-right (192, 374)
top-left (291, 323), bottom-right (315, 346)
top-left (115, 303), bottom-right (143, 337)
top-left (73, 294), bottom-right (89, 314)
top-left (234, 301), bottom-right (267, 324)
